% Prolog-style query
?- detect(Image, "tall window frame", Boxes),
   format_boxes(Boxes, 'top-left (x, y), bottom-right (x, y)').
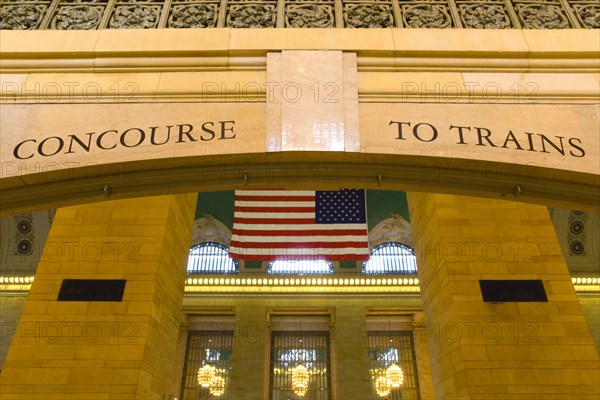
top-left (269, 316), bottom-right (332, 400)
top-left (180, 319), bottom-right (235, 400)
top-left (367, 327), bottom-right (421, 400)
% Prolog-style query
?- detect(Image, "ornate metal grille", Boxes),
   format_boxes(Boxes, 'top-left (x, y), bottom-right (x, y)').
top-left (363, 242), bottom-right (418, 275)
top-left (268, 259), bottom-right (334, 275)
top-left (368, 330), bottom-right (420, 400)
top-left (270, 330), bottom-right (331, 400)
top-left (180, 330), bottom-right (234, 400)
top-left (1, 0), bottom-right (596, 29)
top-left (187, 242), bottom-right (239, 274)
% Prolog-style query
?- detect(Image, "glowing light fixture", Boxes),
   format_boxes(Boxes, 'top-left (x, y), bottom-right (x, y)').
top-left (209, 375), bottom-right (225, 396)
top-left (291, 364), bottom-right (309, 397)
top-left (375, 374), bottom-right (391, 397)
top-left (197, 364), bottom-right (216, 387)
top-left (386, 364), bottom-right (404, 388)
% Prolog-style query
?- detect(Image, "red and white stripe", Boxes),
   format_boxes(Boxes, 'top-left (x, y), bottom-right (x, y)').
top-left (229, 190), bottom-right (369, 261)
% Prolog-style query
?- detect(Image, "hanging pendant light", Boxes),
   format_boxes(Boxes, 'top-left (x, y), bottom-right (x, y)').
top-left (386, 363), bottom-right (404, 388)
top-left (209, 375), bottom-right (226, 396)
top-left (291, 317), bottom-right (310, 397)
top-left (375, 374), bottom-right (391, 397)
top-left (385, 315), bottom-right (404, 389)
top-left (197, 364), bottom-right (216, 387)
top-left (291, 363), bottom-right (310, 396)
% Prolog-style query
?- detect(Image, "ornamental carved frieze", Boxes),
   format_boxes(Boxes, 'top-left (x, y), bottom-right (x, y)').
top-left (285, 4), bottom-right (334, 28)
top-left (227, 4), bottom-right (276, 28)
top-left (517, 4), bottom-right (569, 29)
top-left (402, 4), bottom-right (452, 28)
top-left (573, 4), bottom-right (600, 28)
top-left (0, 5), bottom-right (46, 30)
top-left (51, 5), bottom-right (103, 30)
top-left (168, 4), bottom-right (218, 28)
top-left (344, 4), bottom-right (393, 28)
top-left (459, 4), bottom-right (511, 29)
top-left (109, 5), bottom-right (160, 29)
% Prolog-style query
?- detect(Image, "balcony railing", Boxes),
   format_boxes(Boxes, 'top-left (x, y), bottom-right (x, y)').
top-left (1, 0), bottom-right (597, 30)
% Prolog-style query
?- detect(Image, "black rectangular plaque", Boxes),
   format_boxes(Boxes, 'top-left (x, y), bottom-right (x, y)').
top-left (479, 280), bottom-right (548, 302)
top-left (57, 279), bottom-right (126, 302)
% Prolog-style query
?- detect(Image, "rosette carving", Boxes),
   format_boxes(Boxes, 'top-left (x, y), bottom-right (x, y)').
top-left (227, 4), bottom-right (276, 28)
top-left (518, 4), bottom-right (569, 29)
top-left (344, 4), bottom-right (393, 28)
top-left (402, 4), bottom-right (451, 28)
top-left (460, 4), bottom-right (510, 29)
top-left (109, 5), bottom-right (159, 29)
top-left (168, 4), bottom-right (218, 28)
top-left (574, 4), bottom-right (600, 28)
top-left (0, 5), bottom-right (45, 29)
top-left (52, 5), bottom-right (103, 30)
top-left (285, 4), bottom-right (334, 28)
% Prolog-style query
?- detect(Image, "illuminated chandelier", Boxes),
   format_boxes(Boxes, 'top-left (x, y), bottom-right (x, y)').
top-left (386, 364), bottom-right (404, 388)
top-left (291, 318), bottom-right (310, 397)
top-left (197, 364), bottom-right (216, 387)
top-left (291, 363), bottom-right (309, 396)
top-left (209, 376), bottom-right (226, 397)
top-left (375, 374), bottom-right (391, 397)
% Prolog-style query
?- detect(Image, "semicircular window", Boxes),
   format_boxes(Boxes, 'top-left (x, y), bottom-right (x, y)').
top-left (362, 242), bottom-right (417, 275)
top-left (268, 259), bottom-right (334, 275)
top-left (187, 242), bottom-right (239, 274)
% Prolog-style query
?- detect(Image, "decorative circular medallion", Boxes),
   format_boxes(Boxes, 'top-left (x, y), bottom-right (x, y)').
top-left (569, 240), bottom-right (585, 256)
top-left (17, 239), bottom-right (33, 255)
top-left (17, 219), bottom-right (32, 235)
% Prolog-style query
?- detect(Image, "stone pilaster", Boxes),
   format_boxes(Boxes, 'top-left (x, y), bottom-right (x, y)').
top-left (0, 194), bottom-right (196, 400)
top-left (407, 192), bottom-right (600, 400)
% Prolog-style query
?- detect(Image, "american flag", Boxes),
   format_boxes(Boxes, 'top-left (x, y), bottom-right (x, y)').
top-left (229, 189), bottom-right (369, 261)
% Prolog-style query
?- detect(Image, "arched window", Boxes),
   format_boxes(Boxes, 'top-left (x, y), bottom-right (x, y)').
top-left (362, 242), bottom-right (417, 275)
top-left (187, 242), bottom-right (239, 274)
top-left (268, 259), bottom-right (334, 275)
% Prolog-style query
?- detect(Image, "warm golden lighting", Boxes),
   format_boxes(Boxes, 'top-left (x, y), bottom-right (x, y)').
top-left (386, 364), bottom-right (404, 388)
top-left (209, 375), bottom-right (225, 396)
top-left (291, 364), bottom-right (310, 396)
top-left (197, 364), bottom-right (216, 387)
top-left (375, 375), bottom-right (391, 397)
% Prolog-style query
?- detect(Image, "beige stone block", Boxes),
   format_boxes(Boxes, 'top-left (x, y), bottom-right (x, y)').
top-left (523, 29), bottom-right (600, 53)
top-left (579, 368), bottom-right (600, 386)
top-left (95, 29), bottom-right (231, 53)
top-left (534, 368), bottom-right (581, 385)
top-left (521, 73), bottom-right (599, 95)
top-left (393, 29), bottom-right (529, 54)
top-left (0, 31), bottom-right (100, 54)
top-left (156, 71), bottom-right (265, 95)
top-left (25, 368), bottom-right (70, 384)
top-left (229, 28), bottom-right (395, 51)
top-left (491, 369), bottom-right (536, 385)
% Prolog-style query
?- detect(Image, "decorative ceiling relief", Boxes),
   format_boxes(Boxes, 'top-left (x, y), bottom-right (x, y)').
top-left (344, 3), bottom-right (394, 28)
top-left (0, 4), bottom-right (46, 30)
top-left (0, 0), bottom-right (592, 29)
top-left (459, 4), bottom-right (511, 28)
top-left (285, 4), bottom-right (335, 27)
top-left (226, 3), bottom-right (277, 28)
top-left (191, 214), bottom-right (233, 247)
top-left (168, 3), bottom-right (218, 28)
top-left (516, 3), bottom-right (570, 28)
top-left (51, 5), bottom-right (104, 30)
top-left (368, 214), bottom-right (413, 248)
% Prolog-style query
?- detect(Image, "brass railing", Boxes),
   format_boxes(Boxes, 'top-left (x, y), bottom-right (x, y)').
top-left (0, 0), bottom-right (597, 30)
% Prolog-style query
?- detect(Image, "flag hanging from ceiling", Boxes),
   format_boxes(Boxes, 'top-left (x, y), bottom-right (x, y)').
top-left (229, 189), bottom-right (369, 261)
